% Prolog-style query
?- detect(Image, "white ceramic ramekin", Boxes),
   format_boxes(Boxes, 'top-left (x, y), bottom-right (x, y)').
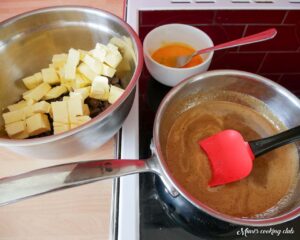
top-left (143, 24), bottom-right (214, 86)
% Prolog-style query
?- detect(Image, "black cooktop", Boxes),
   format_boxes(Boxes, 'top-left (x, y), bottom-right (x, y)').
top-left (138, 74), bottom-right (300, 240)
top-left (138, 9), bottom-right (300, 239)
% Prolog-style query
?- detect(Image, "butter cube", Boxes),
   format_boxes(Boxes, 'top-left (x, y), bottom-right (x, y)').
top-left (23, 82), bottom-right (51, 101)
top-left (53, 122), bottom-right (70, 135)
top-left (26, 99), bottom-right (36, 106)
top-left (70, 115), bottom-right (91, 126)
top-left (110, 36), bottom-right (136, 64)
top-left (77, 63), bottom-right (97, 82)
top-left (72, 74), bottom-right (91, 89)
top-left (22, 72), bottom-right (43, 89)
top-left (65, 48), bottom-right (80, 80)
top-left (33, 101), bottom-right (51, 114)
top-left (42, 68), bottom-right (60, 85)
top-left (104, 49), bottom-right (122, 68)
top-left (83, 104), bottom-right (90, 116)
top-left (26, 113), bottom-right (51, 136)
top-left (78, 49), bottom-right (88, 61)
top-left (44, 85), bottom-right (68, 100)
top-left (23, 105), bottom-right (34, 118)
top-left (52, 53), bottom-right (67, 69)
top-left (63, 96), bottom-right (70, 101)
top-left (23, 89), bottom-right (33, 98)
top-left (12, 130), bottom-right (29, 139)
top-left (2, 109), bottom-right (25, 124)
top-left (108, 85), bottom-right (124, 104)
top-left (89, 76), bottom-right (110, 100)
top-left (70, 123), bottom-right (79, 129)
top-left (90, 43), bottom-right (108, 62)
top-left (68, 95), bottom-right (84, 117)
top-left (58, 67), bottom-right (66, 82)
top-left (72, 86), bottom-right (91, 100)
top-left (102, 64), bottom-right (116, 78)
top-left (82, 54), bottom-right (103, 75)
top-left (7, 100), bottom-right (27, 112)
top-left (61, 82), bottom-right (73, 92)
top-left (51, 101), bottom-right (69, 123)
top-left (5, 121), bottom-right (26, 137)
top-left (107, 43), bottom-right (118, 51)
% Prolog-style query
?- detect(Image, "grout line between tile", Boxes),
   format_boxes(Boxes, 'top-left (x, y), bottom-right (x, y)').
top-left (281, 10), bottom-right (289, 25)
top-left (212, 10), bottom-right (217, 24)
top-left (236, 24), bottom-right (248, 52)
top-left (278, 74), bottom-right (284, 83)
top-left (257, 52), bottom-right (268, 73)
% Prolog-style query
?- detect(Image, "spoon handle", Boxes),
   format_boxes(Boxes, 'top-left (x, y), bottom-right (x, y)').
top-left (249, 125), bottom-right (300, 158)
top-left (194, 28), bottom-right (277, 56)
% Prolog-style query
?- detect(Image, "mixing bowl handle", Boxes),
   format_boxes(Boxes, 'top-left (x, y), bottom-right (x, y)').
top-left (0, 159), bottom-right (152, 206)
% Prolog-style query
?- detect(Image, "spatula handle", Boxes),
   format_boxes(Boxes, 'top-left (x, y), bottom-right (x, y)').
top-left (249, 125), bottom-right (300, 157)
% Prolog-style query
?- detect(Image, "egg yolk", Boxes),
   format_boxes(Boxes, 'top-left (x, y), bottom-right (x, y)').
top-left (151, 43), bottom-right (203, 68)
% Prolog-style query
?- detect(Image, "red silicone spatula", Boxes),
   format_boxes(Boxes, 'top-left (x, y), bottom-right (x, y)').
top-left (199, 126), bottom-right (300, 187)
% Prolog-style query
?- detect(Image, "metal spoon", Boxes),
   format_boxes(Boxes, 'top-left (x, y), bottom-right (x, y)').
top-left (175, 28), bottom-right (277, 68)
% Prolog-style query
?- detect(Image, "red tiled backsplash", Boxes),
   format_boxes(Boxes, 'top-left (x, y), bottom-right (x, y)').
top-left (139, 10), bottom-right (300, 94)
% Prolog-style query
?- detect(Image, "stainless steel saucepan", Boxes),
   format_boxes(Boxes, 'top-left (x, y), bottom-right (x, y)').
top-left (1, 70), bottom-right (300, 227)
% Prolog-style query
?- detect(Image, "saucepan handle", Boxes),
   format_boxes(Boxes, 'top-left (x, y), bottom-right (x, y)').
top-left (0, 159), bottom-right (151, 206)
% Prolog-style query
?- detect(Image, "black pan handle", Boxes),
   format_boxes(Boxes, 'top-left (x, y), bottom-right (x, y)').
top-left (249, 125), bottom-right (300, 158)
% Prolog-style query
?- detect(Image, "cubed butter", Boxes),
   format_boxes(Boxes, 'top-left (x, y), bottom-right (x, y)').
top-left (72, 74), bottom-right (91, 89)
top-left (104, 49), bottom-right (122, 69)
top-left (110, 36), bottom-right (136, 64)
top-left (65, 48), bottom-right (80, 80)
top-left (58, 67), bottom-right (66, 83)
top-left (5, 120), bottom-right (26, 137)
top-left (44, 85), bottom-right (68, 100)
top-left (70, 123), bottom-right (79, 129)
top-left (61, 82), bottom-right (73, 92)
top-left (72, 86), bottom-right (91, 100)
top-left (23, 82), bottom-right (51, 101)
top-left (26, 99), bottom-right (36, 106)
top-left (12, 130), bottom-right (29, 139)
top-left (82, 54), bottom-right (103, 75)
top-left (22, 72), bottom-right (43, 89)
top-left (78, 49), bottom-right (88, 61)
top-left (33, 101), bottom-right (51, 114)
top-left (90, 44), bottom-right (107, 62)
top-left (102, 64), bottom-right (116, 78)
top-left (51, 101), bottom-right (69, 123)
top-left (7, 100), bottom-right (27, 112)
top-left (52, 53), bottom-right (67, 69)
top-left (63, 96), bottom-right (70, 101)
top-left (68, 95), bottom-right (84, 117)
top-left (83, 104), bottom-right (90, 116)
top-left (77, 63), bottom-right (97, 82)
top-left (70, 115), bottom-right (91, 125)
top-left (53, 122), bottom-right (70, 135)
top-left (23, 105), bottom-right (34, 118)
top-left (2, 109), bottom-right (25, 124)
top-left (89, 76), bottom-right (110, 100)
top-left (26, 113), bottom-right (51, 136)
top-left (107, 43), bottom-right (118, 51)
top-left (108, 85), bottom-right (124, 104)
top-left (42, 68), bottom-right (60, 85)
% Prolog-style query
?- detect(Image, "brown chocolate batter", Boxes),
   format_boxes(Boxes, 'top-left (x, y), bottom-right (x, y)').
top-left (166, 101), bottom-right (298, 217)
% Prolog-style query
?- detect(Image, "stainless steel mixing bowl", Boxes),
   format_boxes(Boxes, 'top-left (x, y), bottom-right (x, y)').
top-left (0, 6), bottom-right (143, 158)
